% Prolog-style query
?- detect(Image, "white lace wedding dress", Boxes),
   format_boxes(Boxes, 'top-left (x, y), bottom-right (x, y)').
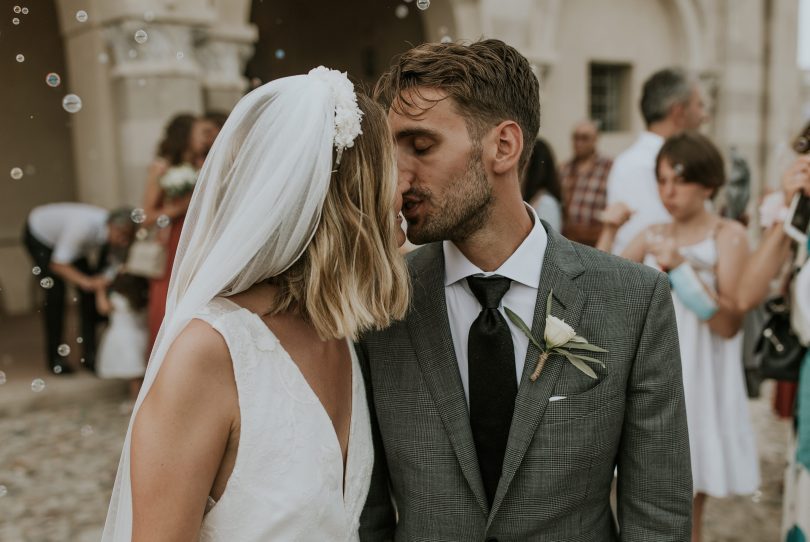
top-left (195, 297), bottom-right (373, 541)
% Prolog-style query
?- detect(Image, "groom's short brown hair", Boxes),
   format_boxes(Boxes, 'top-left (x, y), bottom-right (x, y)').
top-left (374, 39), bottom-right (541, 172)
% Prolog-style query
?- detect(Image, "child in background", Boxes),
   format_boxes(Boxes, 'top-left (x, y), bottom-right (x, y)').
top-left (96, 272), bottom-right (149, 399)
top-left (600, 131), bottom-right (760, 542)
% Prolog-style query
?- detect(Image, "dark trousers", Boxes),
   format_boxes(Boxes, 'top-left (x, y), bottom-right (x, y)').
top-left (22, 225), bottom-right (102, 370)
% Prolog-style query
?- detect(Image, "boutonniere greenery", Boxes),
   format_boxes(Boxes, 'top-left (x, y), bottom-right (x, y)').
top-left (505, 291), bottom-right (608, 382)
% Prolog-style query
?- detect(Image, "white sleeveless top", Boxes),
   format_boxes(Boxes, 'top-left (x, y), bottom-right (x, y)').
top-left (195, 297), bottom-right (373, 541)
top-left (644, 234), bottom-right (759, 497)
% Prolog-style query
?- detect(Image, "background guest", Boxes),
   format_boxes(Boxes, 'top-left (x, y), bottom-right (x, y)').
top-left (604, 132), bottom-right (759, 542)
top-left (598, 67), bottom-right (707, 254)
top-left (738, 150), bottom-right (810, 541)
top-left (140, 114), bottom-right (210, 350)
top-left (559, 120), bottom-right (612, 246)
top-left (95, 272), bottom-right (149, 400)
top-left (522, 138), bottom-right (563, 231)
top-left (22, 204), bottom-right (135, 374)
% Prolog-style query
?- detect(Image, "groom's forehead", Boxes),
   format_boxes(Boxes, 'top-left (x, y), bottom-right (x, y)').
top-left (388, 88), bottom-right (465, 130)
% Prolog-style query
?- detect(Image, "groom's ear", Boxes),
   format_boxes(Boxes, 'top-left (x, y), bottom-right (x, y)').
top-left (490, 120), bottom-right (523, 175)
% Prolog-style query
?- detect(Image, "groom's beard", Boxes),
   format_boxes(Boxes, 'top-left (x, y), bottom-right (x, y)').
top-left (405, 153), bottom-right (493, 245)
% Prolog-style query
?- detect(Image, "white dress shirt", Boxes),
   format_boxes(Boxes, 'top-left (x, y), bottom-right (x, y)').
top-left (605, 131), bottom-right (671, 255)
top-left (28, 203), bottom-right (108, 264)
top-left (443, 205), bottom-right (548, 404)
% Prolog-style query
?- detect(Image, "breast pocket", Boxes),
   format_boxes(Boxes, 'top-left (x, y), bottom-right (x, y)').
top-left (541, 378), bottom-right (623, 426)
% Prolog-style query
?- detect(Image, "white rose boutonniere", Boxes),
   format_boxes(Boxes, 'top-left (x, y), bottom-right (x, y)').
top-left (505, 291), bottom-right (607, 382)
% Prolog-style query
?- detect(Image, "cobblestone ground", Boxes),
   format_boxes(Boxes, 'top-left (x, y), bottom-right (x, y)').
top-left (0, 386), bottom-right (792, 541)
top-left (0, 397), bottom-right (131, 541)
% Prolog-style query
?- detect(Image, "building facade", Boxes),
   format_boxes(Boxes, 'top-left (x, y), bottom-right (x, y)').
top-left (0, 0), bottom-right (802, 313)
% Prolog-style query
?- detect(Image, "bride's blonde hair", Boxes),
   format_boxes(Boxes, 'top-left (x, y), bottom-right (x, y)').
top-left (269, 92), bottom-right (410, 340)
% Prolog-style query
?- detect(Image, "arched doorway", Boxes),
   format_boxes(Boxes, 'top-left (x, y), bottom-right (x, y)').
top-left (246, 0), bottom-right (428, 89)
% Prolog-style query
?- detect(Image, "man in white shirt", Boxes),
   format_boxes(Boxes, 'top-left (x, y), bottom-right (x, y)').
top-left (599, 68), bottom-right (707, 255)
top-left (23, 203), bottom-right (135, 374)
top-left (360, 39), bottom-right (691, 541)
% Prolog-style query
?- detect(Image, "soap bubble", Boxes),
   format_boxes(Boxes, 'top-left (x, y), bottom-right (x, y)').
top-left (39, 277), bottom-right (54, 289)
top-left (440, 35), bottom-right (452, 43)
top-left (76, 337), bottom-right (84, 344)
top-left (274, 49), bottom-right (285, 60)
top-left (76, 10), bottom-right (88, 23)
top-left (0, 485), bottom-right (7, 497)
top-left (15, 54), bottom-right (24, 63)
top-left (57, 344), bottom-right (71, 357)
top-left (131, 208), bottom-right (146, 224)
top-left (53, 365), bottom-right (63, 374)
top-left (46, 72), bottom-right (61, 87)
top-left (32, 266), bottom-right (41, 275)
top-left (0, 371), bottom-right (6, 385)
top-left (21, 7), bottom-right (28, 14)
top-left (134, 29), bottom-right (148, 44)
top-left (156, 214), bottom-right (171, 229)
top-left (395, 5), bottom-right (409, 18)
top-left (13, 6), bottom-right (21, 14)
top-left (176, 51), bottom-right (184, 60)
top-left (12, 17), bottom-right (19, 25)
top-left (31, 378), bottom-right (45, 392)
top-left (416, 0), bottom-right (430, 9)
top-left (10, 167), bottom-right (23, 180)
top-left (62, 94), bottom-right (82, 113)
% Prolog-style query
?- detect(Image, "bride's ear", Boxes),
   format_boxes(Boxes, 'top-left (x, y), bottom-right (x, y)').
top-left (490, 120), bottom-right (523, 175)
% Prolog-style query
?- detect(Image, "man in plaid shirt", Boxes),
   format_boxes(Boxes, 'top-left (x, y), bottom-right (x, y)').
top-left (559, 120), bottom-right (612, 246)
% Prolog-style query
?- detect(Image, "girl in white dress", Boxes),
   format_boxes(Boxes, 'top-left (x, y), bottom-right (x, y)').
top-left (602, 131), bottom-right (760, 542)
top-left (102, 68), bottom-right (410, 541)
top-left (96, 273), bottom-right (149, 399)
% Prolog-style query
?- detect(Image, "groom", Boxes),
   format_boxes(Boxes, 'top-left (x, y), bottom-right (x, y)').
top-left (358, 39), bottom-right (692, 541)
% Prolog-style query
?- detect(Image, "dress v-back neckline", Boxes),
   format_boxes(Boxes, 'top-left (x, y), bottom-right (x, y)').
top-left (219, 297), bottom-right (357, 498)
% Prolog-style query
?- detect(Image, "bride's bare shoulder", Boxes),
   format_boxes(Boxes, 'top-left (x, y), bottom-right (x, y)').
top-left (144, 319), bottom-right (236, 412)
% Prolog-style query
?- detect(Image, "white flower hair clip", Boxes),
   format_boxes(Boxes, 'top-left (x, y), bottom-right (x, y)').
top-left (308, 66), bottom-right (364, 166)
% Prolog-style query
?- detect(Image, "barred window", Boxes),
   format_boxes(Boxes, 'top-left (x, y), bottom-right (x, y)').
top-left (589, 63), bottom-right (632, 132)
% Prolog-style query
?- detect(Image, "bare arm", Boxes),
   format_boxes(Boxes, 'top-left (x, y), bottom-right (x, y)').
top-left (141, 159), bottom-right (169, 227)
top-left (96, 288), bottom-right (112, 316)
top-left (131, 319), bottom-right (238, 541)
top-left (737, 225), bottom-right (792, 312)
top-left (596, 202), bottom-right (633, 253)
top-left (49, 262), bottom-right (104, 292)
top-left (705, 221), bottom-right (750, 338)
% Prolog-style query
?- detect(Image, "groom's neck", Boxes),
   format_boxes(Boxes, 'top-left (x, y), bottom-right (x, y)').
top-left (452, 198), bottom-right (533, 272)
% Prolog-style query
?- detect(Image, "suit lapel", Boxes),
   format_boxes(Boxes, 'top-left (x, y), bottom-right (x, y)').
top-left (406, 243), bottom-right (489, 514)
top-left (488, 227), bottom-right (587, 525)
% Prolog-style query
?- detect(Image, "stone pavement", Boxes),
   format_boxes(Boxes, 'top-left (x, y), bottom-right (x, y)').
top-left (0, 312), bottom-right (795, 541)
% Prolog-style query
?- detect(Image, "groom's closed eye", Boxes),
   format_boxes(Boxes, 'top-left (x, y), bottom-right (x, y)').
top-left (413, 137), bottom-right (434, 155)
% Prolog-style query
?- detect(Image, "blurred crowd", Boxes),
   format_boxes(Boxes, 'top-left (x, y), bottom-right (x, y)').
top-left (19, 67), bottom-right (810, 541)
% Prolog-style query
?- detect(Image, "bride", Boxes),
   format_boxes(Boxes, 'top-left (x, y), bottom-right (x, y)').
top-left (102, 67), bottom-right (410, 541)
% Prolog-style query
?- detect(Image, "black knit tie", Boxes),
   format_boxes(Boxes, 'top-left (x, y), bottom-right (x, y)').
top-left (466, 276), bottom-right (517, 505)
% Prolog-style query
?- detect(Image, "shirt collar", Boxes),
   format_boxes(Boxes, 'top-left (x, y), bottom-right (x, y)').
top-left (442, 204), bottom-right (547, 288)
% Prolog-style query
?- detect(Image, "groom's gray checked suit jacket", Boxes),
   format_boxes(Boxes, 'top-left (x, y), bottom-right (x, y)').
top-left (357, 224), bottom-right (692, 542)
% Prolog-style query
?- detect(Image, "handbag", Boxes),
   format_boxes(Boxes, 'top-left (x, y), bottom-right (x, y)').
top-left (755, 296), bottom-right (806, 382)
top-left (125, 229), bottom-right (167, 279)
